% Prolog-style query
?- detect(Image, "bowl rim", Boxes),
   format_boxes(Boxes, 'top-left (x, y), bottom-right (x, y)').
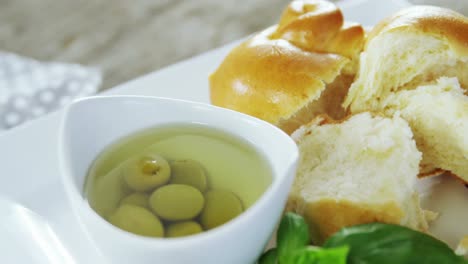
top-left (58, 95), bottom-right (299, 249)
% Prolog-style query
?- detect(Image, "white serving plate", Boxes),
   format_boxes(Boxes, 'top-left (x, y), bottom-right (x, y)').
top-left (1, 0), bottom-right (467, 262)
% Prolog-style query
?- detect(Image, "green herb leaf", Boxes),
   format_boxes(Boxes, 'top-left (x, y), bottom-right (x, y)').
top-left (324, 223), bottom-right (468, 264)
top-left (277, 212), bottom-right (310, 262)
top-left (284, 246), bottom-right (349, 264)
top-left (258, 248), bottom-right (278, 264)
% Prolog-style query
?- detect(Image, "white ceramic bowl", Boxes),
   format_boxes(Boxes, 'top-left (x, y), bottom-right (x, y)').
top-left (59, 96), bottom-right (298, 264)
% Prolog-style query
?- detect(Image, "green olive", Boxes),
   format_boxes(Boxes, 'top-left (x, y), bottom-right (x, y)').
top-left (170, 160), bottom-right (208, 192)
top-left (149, 184), bottom-right (204, 221)
top-left (200, 190), bottom-right (244, 230)
top-left (88, 166), bottom-right (131, 218)
top-left (166, 221), bottom-right (203, 238)
top-left (123, 154), bottom-right (171, 192)
top-left (108, 204), bottom-right (164, 237)
top-left (120, 193), bottom-right (150, 209)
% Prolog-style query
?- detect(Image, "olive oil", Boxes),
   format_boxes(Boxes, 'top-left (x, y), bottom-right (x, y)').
top-left (84, 124), bottom-right (272, 237)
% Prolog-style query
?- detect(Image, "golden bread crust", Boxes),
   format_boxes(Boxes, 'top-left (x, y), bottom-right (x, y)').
top-left (368, 6), bottom-right (468, 57)
top-left (210, 0), bottom-right (364, 126)
top-left (210, 27), bottom-right (348, 123)
top-left (418, 166), bottom-right (446, 178)
top-left (271, 1), bottom-right (343, 52)
top-left (273, 1), bottom-right (364, 61)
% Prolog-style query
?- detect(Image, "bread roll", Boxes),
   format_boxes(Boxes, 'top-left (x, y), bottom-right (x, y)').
top-left (288, 112), bottom-right (430, 243)
top-left (343, 6), bottom-right (468, 179)
top-left (210, 0), bottom-right (364, 134)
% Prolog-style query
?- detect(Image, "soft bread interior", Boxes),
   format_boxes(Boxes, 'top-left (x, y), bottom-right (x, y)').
top-left (288, 113), bottom-right (429, 243)
top-left (345, 32), bottom-right (468, 113)
top-left (384, 77), bottom-right (468, 181)
top-left (277, 73), bottom-right (354, 134)
top-left (343, 7), bottom-right (468, 180)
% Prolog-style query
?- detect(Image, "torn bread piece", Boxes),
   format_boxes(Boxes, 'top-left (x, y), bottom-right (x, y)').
top-left (343, 6), bottom-right (468, 179)
top-left (287, 112), bottom-right (431, 243)
top-left (344, 6), bottom-right (468, 113)
top-left (384, 77), bottom-right (468, 181)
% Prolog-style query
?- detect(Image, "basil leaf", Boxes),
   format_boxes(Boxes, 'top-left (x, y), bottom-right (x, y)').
top-left (284, 246), bottom-right (349, 264)
top-left (258, 248), bottom-right (278, 264)
top-left (324, 223), bottom-right (467, 264)
top-left (277, 212), bottom-right (310, 262)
